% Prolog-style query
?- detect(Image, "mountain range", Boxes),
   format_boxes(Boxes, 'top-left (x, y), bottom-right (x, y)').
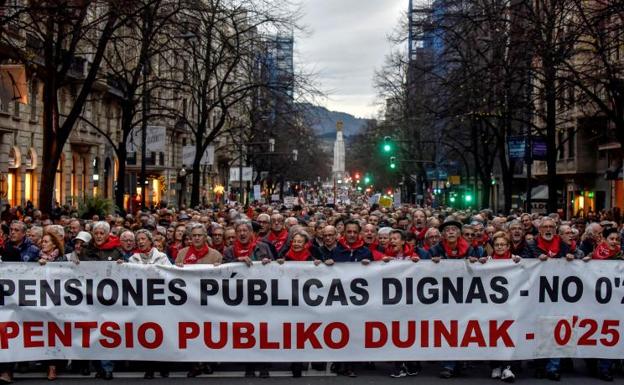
top-left (299, 103), bottom-right (371, 139)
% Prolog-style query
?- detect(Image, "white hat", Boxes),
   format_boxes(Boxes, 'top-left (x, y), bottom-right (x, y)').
top-left (75, 231), bottom-right (92, 244)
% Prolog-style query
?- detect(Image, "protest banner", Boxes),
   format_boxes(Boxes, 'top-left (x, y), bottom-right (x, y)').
top-left (0, 260), bottom-right (623, 362)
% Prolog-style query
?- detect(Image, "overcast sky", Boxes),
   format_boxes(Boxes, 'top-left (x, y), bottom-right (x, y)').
top-left (295, 0), bottom-right (406, 119)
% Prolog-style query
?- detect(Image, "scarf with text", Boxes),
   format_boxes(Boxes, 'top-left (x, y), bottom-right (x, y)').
top-left (536, 235), bottom-right (561, 257)
top-left (268, 229), bottom-right (289, 251)
top-left (233, 237), bottom-right (258, 258)
top-left (183, 244), bottom-right (210, 264)
top-left (593, 242), bottom-right (621, 260)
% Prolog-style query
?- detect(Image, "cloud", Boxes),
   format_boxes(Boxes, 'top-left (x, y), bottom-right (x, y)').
top-left (296, 0), bottom-right (405, 118)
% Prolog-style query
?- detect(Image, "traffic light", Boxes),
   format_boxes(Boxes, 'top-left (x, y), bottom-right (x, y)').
top-left (450, 196), bottom-right (456, 203)
top-left (464, 193), bottom-right (473, 203)
top-left (383, 136), bottom-right (392, 153)
top-left (364, 175), bottom-right (371, 184)
top-left (390, 157), bottom-right (396, 169)
top-left (354, 172), bottom-right (360, 180)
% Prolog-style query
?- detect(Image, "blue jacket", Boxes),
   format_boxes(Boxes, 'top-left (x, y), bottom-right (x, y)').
top-left (2, 238), bottom-right (40, 262)
top-left (331, 242), bottom-right (372, 262)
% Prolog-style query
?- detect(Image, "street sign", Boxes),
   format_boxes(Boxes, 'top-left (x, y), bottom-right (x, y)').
top-left (507, 136), bottom-right (526, 160)
top-left (531, 136), bottom-right (548, 160)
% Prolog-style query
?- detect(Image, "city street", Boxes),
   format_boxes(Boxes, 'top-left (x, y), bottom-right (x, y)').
top-left (10, 361), bottom-right (622, 384)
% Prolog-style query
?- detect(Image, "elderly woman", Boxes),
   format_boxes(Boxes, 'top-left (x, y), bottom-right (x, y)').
top-left (82, 221), bottom-right (123, 262)
top-left (37, 229), bottom-right (65, 380)
top-left (79, 221), bottom-right (122, 380)
top-left (65, 231), bottom-right (92, 263)
top-left (175, 223), bottom-right (222, 266)
top-left (123, 229), bottom-right (170, 379)
top-left (127, 229), bottom-right (171, 265)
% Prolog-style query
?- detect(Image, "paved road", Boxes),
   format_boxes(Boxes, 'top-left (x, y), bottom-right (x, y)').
top-left (10, 361), bottom-right (623, 384)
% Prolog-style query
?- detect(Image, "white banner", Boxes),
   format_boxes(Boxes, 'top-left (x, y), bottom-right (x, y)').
top-left (1, 260), bottom-right (624, 362)
top-left (229, 167), bottom-right (253, 182)
top-left (182, 145), bottom-right (214, 167)
top-left (126, 126), bottom-right (167, 153)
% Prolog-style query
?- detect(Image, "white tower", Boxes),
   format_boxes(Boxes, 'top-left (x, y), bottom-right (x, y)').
top-left (332, 121), bottom-right (346, 180)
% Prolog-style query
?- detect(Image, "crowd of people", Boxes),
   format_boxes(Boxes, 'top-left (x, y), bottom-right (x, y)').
top-left (0, 202), bottom-right (622, 382)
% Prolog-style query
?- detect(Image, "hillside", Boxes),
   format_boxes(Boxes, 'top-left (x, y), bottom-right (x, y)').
top-left (299, 103), bottom-right (371, 138)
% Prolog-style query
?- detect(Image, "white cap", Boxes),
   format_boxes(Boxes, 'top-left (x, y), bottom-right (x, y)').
top-left (75, 231), bottom-right (92, 244)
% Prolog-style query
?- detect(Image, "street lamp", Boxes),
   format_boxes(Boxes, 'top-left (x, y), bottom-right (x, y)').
top-left (178, 167), bottom-right (187, 208)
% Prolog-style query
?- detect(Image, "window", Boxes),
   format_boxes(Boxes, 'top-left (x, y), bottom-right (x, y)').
top-left (557, 131), bottom-right (565, 160)
top-left (13, 100), bottom-right (19, 118)
top-left (567, 128), bottom-right (575, 159)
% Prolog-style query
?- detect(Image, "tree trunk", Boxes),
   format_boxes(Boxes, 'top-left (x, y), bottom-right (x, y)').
top-left (38, 82), bottom-right (60, 214)
top-left (190, 156), bottom-right (202, 208)
top-left (545, 64), bottom-right (559, 213)
top-left (114, 147), bottom-right (127, 215)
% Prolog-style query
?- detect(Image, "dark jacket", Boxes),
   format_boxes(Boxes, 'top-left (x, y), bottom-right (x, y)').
top-left (428, 241), bottom-right (481, 259)
top-left (223, 241), bottom-right (274, 263)
top-left (331, 243), bottom-right (372, 262)
top-left (318, 244), bottom-right (339, 261)
top-left (526, 238), bottom-right (571, 259)
top-left (1, 238), bottom-right (40, 262)
top-left (81, 241), bottom-right (124, 262)
top-left (510, 240), bottom-right (532, 259)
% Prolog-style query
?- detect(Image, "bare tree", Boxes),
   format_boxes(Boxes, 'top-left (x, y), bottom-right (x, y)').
top-left (0, 1), bottom-right (126, 214)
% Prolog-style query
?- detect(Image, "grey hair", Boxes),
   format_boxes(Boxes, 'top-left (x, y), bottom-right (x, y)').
top-left (135, 229), bottom-right (153, 243)
top-left (506, 219), bottom-right (523, 230)
top-left (234, 220), bottom-right (253, 232)
top-left (188, 222), bottom-right (207, 235)
top-left (378, 227), bottom-right (393, 236)
top-left (92, 221), bottom-right (110, 234)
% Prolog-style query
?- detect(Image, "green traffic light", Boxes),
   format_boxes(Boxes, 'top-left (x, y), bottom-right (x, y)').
top-left (364, 176), bottom-right (371, 184)
top-left (383, 144), bottom-right (391, 152)
top-left (390, 163), bottom-right (396, 169)
top-left (450, 196), bottom-right (456, 203)
top-left (465, 194), bottom-right (473, 202)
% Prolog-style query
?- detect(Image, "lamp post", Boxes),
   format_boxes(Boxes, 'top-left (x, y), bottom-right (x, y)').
top-left (178, 167), bottom-right (187, 208)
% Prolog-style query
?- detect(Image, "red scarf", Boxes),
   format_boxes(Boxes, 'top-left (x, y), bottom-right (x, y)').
top-left (212, 242), bottom-right (224, 254)
top-left (593, 242), bottom-right (621, 260)
top-left (410, 226), bottom-right (428, 241)
top-left (568, 240), bottom-right (577, 252)
top-left (268, 230), bottom-right (288, 251)
top-left (183, 244), bottom-right (210, 264)
top-left (367, 242), bottom-right (385, 261)
top-left (384, 244), bottom-right (415, 259)
top-left (472, 233), bottom-right (489, 248)
top-left (441, 237), bottom-right (470, 258)
top-left (492, 250), bottom-right (512, 260)
top-left (233, 237), bottom-right (258, 258)
top-left (168, 242), bottom-right (183, 259)
top-left (96, 235), bottom-right (120, 250)
top-left (285, 247), bottom-right (311, 261)
top-left (338, 236), bottom-right (365, 251)
top-left (536, 235), bottom-right (561, 257)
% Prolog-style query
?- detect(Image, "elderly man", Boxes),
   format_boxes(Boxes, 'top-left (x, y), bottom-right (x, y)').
top-left (27, 225), bottom-right (44, 247)
top-left (0, 221), bottom-right (39, 383)
top-left (175, 223), bottom-right (222, 266)
top-left (118, 230), bottom-right (136, 261)
top-left (508, 220), bottom-right (530, 258)
top-left (526, 217), bottom-right (576, 381)
top-left (362, 223), bottom-right (384, 260)
top-left (2, 221), bottom-right (40, 262)
top-left (255, 213), bottom-right (271, 238)
top-left (224, 221), bottom-right (273, 265)
top-left (318, 225), bottom-right (339, 261)
top-left (579, 222), bottom-right (603, 256)
top-left (409, 209), bottom-right (428, 246)
top-left (263, 214), bottom-right (289, 257)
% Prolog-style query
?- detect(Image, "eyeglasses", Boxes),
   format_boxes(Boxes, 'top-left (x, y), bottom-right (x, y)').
top-left (257, 221), bottom-right (269, 224)
top-left (463, 233), bottom-right (475, 238)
